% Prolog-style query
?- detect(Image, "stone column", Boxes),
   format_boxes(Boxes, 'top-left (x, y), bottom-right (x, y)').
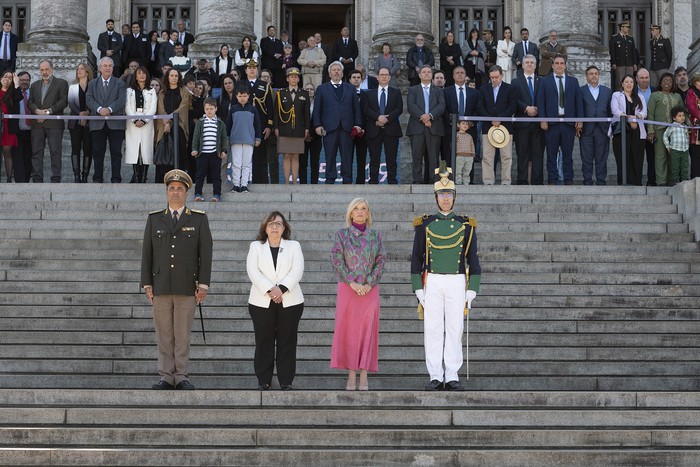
top-left (17, 0), bottom-right (94, 82)
top-left (689, 0), bottom-right (700, 75)
top-left (187, 0), bottom-right (256, 60)
top-left (539, 0), bottom-right (610, 85)
top-left (370, 0), bottom-right (434, 183)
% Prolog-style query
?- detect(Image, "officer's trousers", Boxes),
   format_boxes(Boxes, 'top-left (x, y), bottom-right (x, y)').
top-left (423, 273), bottom-right (467, 382)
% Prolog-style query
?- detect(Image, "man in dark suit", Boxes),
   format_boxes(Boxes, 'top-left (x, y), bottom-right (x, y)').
top-left (511, 55), bottom-right (545, 184)
top-left (407, 66), bottom-right (445, 184)
top-left (356, 63), bottom-right (378, 90)
top-left (141, 169), bottom-right (212, 391)
top-left (361, 66), bottom-right (403, 184)
top-left (158, 30), bottom-right (178, 72)
top-left (260, 25), bottom-right (284, 88)
top-left (122, 22), bottom-right (150, 67)
top-left (311, 60), bottom-right (362, 184)
top-left (27, 60), bottom-right (68, 183)
top-left (97, 19), bottom-right (123, 77)
top-left (444, 66), bottom-right (480, 162)
top-left (243, 60), bottom-right (276, 183)
top-left (332, 26), bottom-right (359, 81)
top-left (537, 54), bottom-right (583, 184)
top-left (86, 57), bottom-right (127, 183)
top-left (175, 20), bottom-right (195, 56)
top-left (349, 69), bottom-right (370, 183)
top-left (477, 65), bottom-right (517, 185)
top-left (0, 20), bottom-right (19, 75)
top-left (579, 65), bottom-right (613, 185)
top-left (511, 28), bottom-right (539, 79)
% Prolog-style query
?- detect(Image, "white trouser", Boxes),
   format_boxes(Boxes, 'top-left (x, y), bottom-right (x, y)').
top-left (231, 144), bottom-right (253, 187)
top-left (423, 273), bottom-right (466, 382)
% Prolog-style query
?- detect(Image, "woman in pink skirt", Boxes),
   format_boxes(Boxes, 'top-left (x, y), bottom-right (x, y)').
top-left (330, 198), bottom-right (385, 390)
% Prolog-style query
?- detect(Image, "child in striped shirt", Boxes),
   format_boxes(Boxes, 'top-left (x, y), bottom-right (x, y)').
top-left (663, 106), bottom-right (690, 184)
top-left (191, 98), bottom-right (229, 201)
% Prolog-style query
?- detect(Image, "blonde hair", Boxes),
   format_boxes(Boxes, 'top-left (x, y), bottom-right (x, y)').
top-left (75, 62), bottom-right (94, 82)
top-left (345, 197), bottom-right (372, 228)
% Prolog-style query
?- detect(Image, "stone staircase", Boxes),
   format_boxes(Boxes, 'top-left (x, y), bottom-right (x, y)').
top-left (0, 182), bottom-right (699, 464)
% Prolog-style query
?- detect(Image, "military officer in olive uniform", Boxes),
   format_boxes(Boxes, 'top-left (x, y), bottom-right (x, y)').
top-left (141, 169), bottom-right (213, 390)
top-left (411, 163), bottom-right (481, 391)
top-left (648, 24), bottom-right (673, 88)
top-left (609, 20), bottom-right (638, 87)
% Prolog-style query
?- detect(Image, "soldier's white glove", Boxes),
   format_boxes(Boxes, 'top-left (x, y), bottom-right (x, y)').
top-left (467, 290), bottom-right (477, 309)
top-left (415, 289), bottom-right (426, 307)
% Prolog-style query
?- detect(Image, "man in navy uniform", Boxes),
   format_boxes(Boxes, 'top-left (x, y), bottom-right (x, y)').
top-left (141, 169), bottom-right (213, 390)
top-left (411, 162), bottom-right (481, 391)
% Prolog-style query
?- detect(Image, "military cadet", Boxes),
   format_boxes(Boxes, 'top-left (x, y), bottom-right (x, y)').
top-left (141, 169), bottom-right (213, 390)
top-left (243, 59), bottom-right (277, 184)
top-left (649, 24), bottom-right (673, 88)
top-left (482, 29), bottom-right (498, 84)
top-left (609, 20), bottom-right (637, 87)
top-left (411, 162), bottom-right (481, 391)
top-left (273, 67), bottom-right (310, 184)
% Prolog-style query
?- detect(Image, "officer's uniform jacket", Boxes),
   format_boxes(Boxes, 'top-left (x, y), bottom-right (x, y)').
top-left (411, 212), bottom-right (481, 292)
top-left (250, 78), bottom-right (274, 130)
top-left (609, 34), bottom-right (637, 67)
top-left (141, 207), bottom-right (213, 295)
top-left (274, 87), bottom-right (311, 138)
top-left (649, 36), bottom-right (672, 71)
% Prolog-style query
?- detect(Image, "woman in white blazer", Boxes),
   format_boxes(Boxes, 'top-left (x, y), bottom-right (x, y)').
top-left (125, 66), bottom-right (158, 183)
top-left (247, 211), bottom-right (304, 390)
top-left (496, 27), bottom-right (516, 84)
top-left (609, 74), bottom-right (647, 185)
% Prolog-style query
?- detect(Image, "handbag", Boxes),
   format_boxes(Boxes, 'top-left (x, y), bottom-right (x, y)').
top-left (154, 132), bottom-right (174, 166)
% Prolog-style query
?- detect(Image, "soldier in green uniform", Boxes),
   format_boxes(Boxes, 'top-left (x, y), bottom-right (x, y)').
top-left (141, 169), bottom-right (213, 390)
top-left (609, 20), bottom-right (638, 87)
top-left (411, 162), bottom-right (481, 391)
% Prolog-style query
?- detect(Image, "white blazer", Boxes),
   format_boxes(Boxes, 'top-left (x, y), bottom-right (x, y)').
top-left (125, 87), bottom-right (158, 164)
top-left (609, 91), bottom-right (647, 139)
top-left (247, 238), bottom-right (304, 308)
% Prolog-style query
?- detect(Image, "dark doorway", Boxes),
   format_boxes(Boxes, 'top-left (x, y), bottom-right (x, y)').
top-left (282, 3), bottom-right (353, 49)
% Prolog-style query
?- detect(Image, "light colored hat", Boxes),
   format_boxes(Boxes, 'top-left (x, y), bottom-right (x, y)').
top-left (246, 59), bottom-right (258, 68)
top-left (433, 161), bottom-right (455, 193)
top-left (164, 169), bottom-right (193, 190)
top-left (487, 125), bottom-right (511, 149)
top-left (286, 67), bottom-right (300, 76)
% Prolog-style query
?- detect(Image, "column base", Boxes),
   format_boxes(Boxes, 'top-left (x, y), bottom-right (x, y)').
top-left (17, 42), bottom-right (96, 83)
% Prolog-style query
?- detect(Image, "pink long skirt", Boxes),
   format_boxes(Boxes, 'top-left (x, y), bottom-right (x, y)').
top-left (330, 282), bottom-right (380, 372)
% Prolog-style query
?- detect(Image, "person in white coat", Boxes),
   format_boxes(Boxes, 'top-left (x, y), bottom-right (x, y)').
top-left (125, 66), bottom-right (158, 182)
top-left (246, 211), bottom-right (304, 390)
top-left (496, 27), bottom-right (516, 84)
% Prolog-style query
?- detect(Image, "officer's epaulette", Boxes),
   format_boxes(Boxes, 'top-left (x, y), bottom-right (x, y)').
top-left (457, 216), bottom-right (478, 228)
top-left (413, 214), bottom-right (429, 227)
top-left (149, 209), bottom-right (165, 215)
top-left (190, 209), bottom-right (207, 215)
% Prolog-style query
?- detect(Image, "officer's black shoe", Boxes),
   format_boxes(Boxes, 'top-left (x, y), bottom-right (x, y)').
top-left (257, 383), bottom-right (270, 390)
top-left (175, 380), bottom-right (195, 390)
top-left (151, 380), bottom-right (175, 390)
top-left (280, 384), bottom-right (293, 391)
top-left (444, 380), bottom-right (466, 391)
top-left (425, 380), bottom-right (444, 391)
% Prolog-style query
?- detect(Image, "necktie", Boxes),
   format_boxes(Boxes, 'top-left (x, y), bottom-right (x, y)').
top-left (557, 75), bottom-right (565, 108)
top-left (527, 76), bottom-right (534, 103)
top-left (379, 88), bottom-right (386, 115)
top-left (290, 89), bottom-right (296, 101)
top-left (103, 80), bottom-right (109, 97)
top-left (423, 86), bottom-right (430, 115)
top-left (172, 210), bottom-right (179, 224)
top-left (250, 81), bottom-right (255, 88)
top-left (3, 33), bottom-right (8, 61)
top-left (344, 38), bottom-right (347, 46)
top-left (524, 41), bottom-right (528, 55)
top-left (22, 90), bottom-right (30, 126)
top-left (458, 87), bottom-right (465, 115)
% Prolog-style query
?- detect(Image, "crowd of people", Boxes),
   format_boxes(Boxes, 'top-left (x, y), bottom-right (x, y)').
top-left (142, 168), bottom-right (477, 391)
top-left (0, 19), bottom-right (698, 188)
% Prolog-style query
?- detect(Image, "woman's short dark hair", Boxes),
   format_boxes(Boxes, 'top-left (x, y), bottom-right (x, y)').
top-left (657, 72), bottom-right (676, 92)
top-left (256, 211), bottom-right (291, 242)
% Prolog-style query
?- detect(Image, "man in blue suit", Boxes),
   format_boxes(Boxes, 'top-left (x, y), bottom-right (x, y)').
top-left (579, 65), bottom-right (613, 185)
top-left (0, 20), bottom-right (19, 75)
top-left (86, 57), bottom-right (127, 183)
top-left (407, 66), bottom-right (445, 184)
top-left (536, 54), bottom-right (582, 184)
top-left (444, 66), bottom-right (480, 162)
top-left (312, 60), bottom-right (362, 184)
top-left (511, 54), bottom-right (544, 184)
